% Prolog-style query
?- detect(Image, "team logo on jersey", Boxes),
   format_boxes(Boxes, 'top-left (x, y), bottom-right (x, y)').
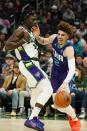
top-left (35, 72), bottom-right (41, 78)
top-left (53, 49), bottom-right (63, 62)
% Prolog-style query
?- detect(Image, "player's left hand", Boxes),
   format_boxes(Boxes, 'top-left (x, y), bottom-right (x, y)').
top-left (57, 82), bottom-right (68, 93)
top-left (31, 25), bottom-right (40, 37)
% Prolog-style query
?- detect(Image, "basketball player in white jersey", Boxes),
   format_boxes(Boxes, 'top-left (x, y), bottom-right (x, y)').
top-left (5, 10), bottom-right (53, 131)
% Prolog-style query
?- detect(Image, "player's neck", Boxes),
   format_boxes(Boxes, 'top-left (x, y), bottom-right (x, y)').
top-left (58, 43), bottom-right (64, 48)
top-left (23, 24), bottom-right (31, 32)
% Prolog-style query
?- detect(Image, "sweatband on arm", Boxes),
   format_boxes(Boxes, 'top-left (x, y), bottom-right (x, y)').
top-left (64, 58), bottom-right (75, 83)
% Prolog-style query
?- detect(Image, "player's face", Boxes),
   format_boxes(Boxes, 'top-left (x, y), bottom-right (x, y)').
top-left (57, 30), bottom-right (69, 46)
top-left (26, 15), bottom-right (38, 30)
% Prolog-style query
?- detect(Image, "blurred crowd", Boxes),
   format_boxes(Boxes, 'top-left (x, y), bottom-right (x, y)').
top-left (0, 0), bottom-right (87, 119)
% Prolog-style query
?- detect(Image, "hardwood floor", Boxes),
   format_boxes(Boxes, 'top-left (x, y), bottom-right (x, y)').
top-left (0, 118), bottom-right (87, 131)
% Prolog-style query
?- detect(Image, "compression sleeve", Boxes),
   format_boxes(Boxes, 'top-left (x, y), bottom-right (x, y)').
top-left (64, 58), bottom-right (75, 83)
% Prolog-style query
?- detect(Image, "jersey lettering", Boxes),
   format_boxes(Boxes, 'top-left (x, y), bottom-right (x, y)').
top-left (53, 49), bottom-right (63, 62)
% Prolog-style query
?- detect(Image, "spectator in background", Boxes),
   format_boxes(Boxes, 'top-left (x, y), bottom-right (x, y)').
top-left (77, 22), bottom-right (87, 39)
top-left (0, 65), bottom-right (9, 88)
top-left (15, 0), bottom-right (22, 24)
top-left (83, 57), bottom-right (87, 71)
top-left (0, 32), bottom-right (7, 87)
top-left (39, 53), bottom-right (48, 73)
top-left (75, 54), bottom-right (83, 66)
top-left (62, 6), bottom-right (75, 25)
top-left (0, 62), bottom-right (26, 116)
top-left (44, 51), bottom-right (53, 79)
top-left (79, 91), bottom-right (87, 119)
top-left (4, 54), bottom-right (17, 74)
top-left (18, 82), bottom-right (31, 116)
top-left (50, 5), bottom-right (60, 33)
top-left (72, 33), bottom-right (84, 56)
top-left (75, 32), bottom-right (87, 47)
top-left (4, 0), bottom-right (15, 16)
top-left (0, 32), bottom-right (6, 73)
top-left (82, 57), bottom-right (87, 90)
top-left (0, 54), bottom-right (16, 88)
top-left (75, 64), bottom-right (86, 90)
top-left (79, 57), bottom-right (87, 119)
top-left (59, 0), bottom-right (68, 14)
top-left (0, 16), bottom-right (10, 35)
top-left (0, 32), bottom-right (6, 48)
top-left (83, 44), bottom-right (87, 57)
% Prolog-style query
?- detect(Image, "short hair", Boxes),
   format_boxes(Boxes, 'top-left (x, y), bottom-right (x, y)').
top-left (23, 10), bottom-right (36, 20)
top-left (19, 10), bottom-right (36, 25)
top-left (57, 21), bottom-right (74, 37)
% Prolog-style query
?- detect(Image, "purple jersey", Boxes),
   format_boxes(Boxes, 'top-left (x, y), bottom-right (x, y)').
top-left (51, 36), bottom-right (74, 93)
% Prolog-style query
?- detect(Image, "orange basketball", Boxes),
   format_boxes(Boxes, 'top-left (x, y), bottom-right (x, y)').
top-left (54, 91), bottom-right (72, 108)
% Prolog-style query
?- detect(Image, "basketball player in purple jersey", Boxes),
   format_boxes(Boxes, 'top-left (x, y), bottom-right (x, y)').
top-left (32, 21), bottom-right (81, 131)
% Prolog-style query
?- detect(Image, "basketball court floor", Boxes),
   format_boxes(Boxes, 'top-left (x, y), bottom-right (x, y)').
top-left (0, 117), bottom-right (87, 131)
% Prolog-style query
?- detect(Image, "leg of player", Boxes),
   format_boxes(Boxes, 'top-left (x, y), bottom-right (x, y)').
top-left (24, 79), bottom-right (53, 131)
top-left (57, 105), bottom-right (81, 131)
top-left (53, 87), bottom-right (81, 131)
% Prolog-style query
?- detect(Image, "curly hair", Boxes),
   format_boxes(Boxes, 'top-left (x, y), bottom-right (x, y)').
top-left (57, 21), bottom-right (74, 38)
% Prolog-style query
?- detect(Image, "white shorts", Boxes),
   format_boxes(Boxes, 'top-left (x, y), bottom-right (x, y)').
top-left (30, 78), bottom-right (52, 107)
top-left (19, 61), bottom-right (53, 107)
top-left (19, 61), bottom-right (48, 87)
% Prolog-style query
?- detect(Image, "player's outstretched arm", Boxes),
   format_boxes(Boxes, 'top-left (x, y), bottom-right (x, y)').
top-left (32, 25), bottom-right (55, 45)
top-left (58, 46), bottom-right (75, 92)
top-left (5, 27), bottom-right (28, 51)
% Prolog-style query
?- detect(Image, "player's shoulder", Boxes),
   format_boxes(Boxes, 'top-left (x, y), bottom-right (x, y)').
top-left (64, 40), bottom-right (74, 53)
top-left (13, 26), bottom-right (25, 37)
top-left (50, 34), bottom-right (57, 43)
top-left (51, 34), bottom-right (57, 39)
top-left (15, 26), bottom-right (24, 32)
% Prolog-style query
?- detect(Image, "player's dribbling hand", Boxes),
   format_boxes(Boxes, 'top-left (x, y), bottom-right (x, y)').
top-left (31, 25), bottom-right (40, 37)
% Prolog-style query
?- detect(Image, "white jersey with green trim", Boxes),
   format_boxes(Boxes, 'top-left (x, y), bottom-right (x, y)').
top-left (15, 26), bottom-right (38, 61)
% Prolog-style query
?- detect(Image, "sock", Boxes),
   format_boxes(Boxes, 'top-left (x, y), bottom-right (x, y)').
top-left (29, 107), bottom-right (41, 120)
top-left (57, 105), bottom-right (78, 121)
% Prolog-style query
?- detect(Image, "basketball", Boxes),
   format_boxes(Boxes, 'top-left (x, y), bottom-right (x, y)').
top-left (54, 91), bottom-right (72, 108)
